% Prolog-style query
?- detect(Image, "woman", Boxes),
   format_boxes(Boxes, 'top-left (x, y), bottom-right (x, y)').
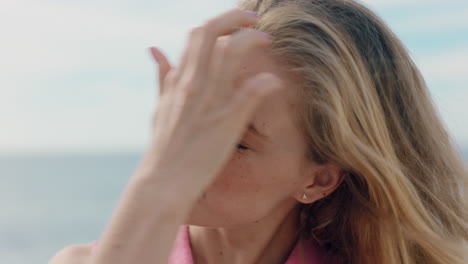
top-left (49, 0), bottom-right (468, 263)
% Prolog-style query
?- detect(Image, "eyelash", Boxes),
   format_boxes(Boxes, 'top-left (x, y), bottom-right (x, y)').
top-left (237, 143), bottom-right (249, 151)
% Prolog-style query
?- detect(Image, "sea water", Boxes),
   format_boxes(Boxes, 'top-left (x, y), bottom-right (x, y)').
top-left (0, 150), bottom-right (466, 264)
top-left (0, 152), bottom-right (143, 264)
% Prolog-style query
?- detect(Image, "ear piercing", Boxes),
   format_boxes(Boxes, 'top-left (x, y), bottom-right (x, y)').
top-left (302, 193), bottom-right (308, 199)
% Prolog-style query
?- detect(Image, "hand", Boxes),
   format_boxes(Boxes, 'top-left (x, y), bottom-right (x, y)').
top-left (142, 8), bottom-right (283, 199)
top-left (51, 9), bottom-right (284, 264)
top-left (48, 243), bottom-right (94, 264)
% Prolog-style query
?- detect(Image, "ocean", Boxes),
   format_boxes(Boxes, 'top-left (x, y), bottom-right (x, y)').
top-left (0, 150), bottom-right (466, 264)
top-left (0, 152), bottom-right (143, 264)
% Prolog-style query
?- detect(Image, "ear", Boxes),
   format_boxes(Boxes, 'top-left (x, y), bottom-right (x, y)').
top-left (294, 163), bottom-right (344, 204)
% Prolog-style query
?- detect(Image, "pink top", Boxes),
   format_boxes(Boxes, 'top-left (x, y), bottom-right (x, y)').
top-left (168, 225), bottom-right (325, 264)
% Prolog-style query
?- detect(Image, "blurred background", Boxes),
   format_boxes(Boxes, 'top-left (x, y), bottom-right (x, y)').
top-left (0, 0), bottom-right (467, 263)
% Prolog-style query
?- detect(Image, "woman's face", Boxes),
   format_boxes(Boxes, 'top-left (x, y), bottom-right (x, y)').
top-left (185, 46), bottom-right (316, 227)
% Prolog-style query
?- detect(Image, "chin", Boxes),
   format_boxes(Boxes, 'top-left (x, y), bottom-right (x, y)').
top-left (182, 199), bottom-right (212, 226)
top-left (182, 202), bottom-right (240, 228)
top-left (183, 205), bottom-right (220, 227)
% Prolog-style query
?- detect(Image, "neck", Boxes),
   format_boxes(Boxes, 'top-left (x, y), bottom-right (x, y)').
top-left (188, 204), bottom-right (301, 264)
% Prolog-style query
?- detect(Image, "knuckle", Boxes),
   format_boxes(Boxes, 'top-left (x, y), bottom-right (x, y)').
top-left (221, 29), bottom-right (261, 57)
top-left (229, 8), bottom-right (244, 17)
top-left (222, 40), bottom-right (241, 57)
top-left (179, 84), bottom-right (197, 99)
top-left (239, 29), bottom-right (266, 45)
top-left (63, 244), bottom-right (91, 256)
top-left (202, 19), bottom-right (216, 33)
top-left (189, 26), bottom-right (201, 35)
top-left (49, 244), bottom-right (91, 263)
top-left (241, 28), bottom-right (257, 35)
top-left (189, 26), bottom-right (205, 39)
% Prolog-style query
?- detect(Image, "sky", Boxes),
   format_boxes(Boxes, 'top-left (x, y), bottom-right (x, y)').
top-left (0, 0), bottom-right (467, 154)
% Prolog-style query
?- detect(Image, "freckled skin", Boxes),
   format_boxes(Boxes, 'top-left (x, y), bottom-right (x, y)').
top-left (181, 45), bottom-right (343, 264)
top-left (185, 48), bottom-right (307, 227)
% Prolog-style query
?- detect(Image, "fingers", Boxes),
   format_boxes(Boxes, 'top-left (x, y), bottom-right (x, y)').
top-left (208, 28), bottom-right (272, 98)
top-left (90, 240), bottom-right (99, 253)
top-left (48, 244), bottom-right (93, 264)
top-left (149, 46), bottom-right (173, 96)
top-left (227, 72), bottom-right (284, 123)
top-left (177, 8), bottom-right (258, 85)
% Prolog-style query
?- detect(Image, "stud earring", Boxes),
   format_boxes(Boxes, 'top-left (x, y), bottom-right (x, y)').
top-left (302, 193), bottom-right (308, 199)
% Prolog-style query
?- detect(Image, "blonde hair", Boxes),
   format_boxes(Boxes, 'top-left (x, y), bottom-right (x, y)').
top-left (237, 0), bottom-right (468, 263)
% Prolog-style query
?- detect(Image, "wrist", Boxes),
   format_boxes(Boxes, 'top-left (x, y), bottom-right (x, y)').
top-left (91, 175), bottom-right (192, 264)
top-left (134, 149), bottom-right (204, 204)
top-left (130, 166), bottom-right (200, 216)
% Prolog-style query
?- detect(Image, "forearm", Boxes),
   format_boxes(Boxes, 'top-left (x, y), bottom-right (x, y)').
top-left (90, 163), bottom-right (197, 264)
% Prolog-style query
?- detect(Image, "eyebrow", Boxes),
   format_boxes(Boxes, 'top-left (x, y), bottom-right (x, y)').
top-left (247, 123), bottom-right (272, 143)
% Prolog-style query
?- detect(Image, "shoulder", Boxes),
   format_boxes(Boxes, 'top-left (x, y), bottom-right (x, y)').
top-left (48, 243), bottom-right (93, 264)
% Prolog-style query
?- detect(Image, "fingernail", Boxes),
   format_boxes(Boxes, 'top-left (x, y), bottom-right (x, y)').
top-left (245, 11), bottom-right (257, 17)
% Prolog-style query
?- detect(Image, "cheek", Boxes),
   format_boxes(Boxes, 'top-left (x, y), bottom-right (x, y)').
top-left (210, 153), bottom-right (264, 197)
top-left (186, 152), bottom-right (298, 227)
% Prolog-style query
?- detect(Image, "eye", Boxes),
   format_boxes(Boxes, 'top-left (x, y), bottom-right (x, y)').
top-left (237, 143), bottom-right (249, 150)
